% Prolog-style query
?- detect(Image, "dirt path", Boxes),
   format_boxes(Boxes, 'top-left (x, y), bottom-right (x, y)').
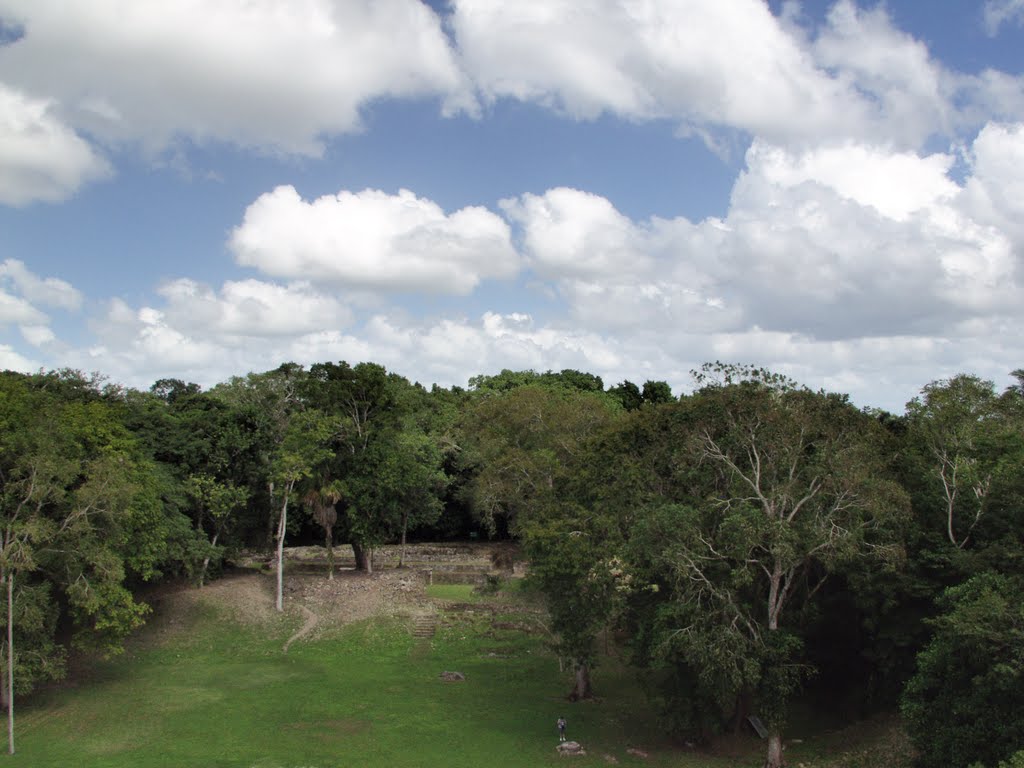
top-left (283, 604), bottom-right (318, 653)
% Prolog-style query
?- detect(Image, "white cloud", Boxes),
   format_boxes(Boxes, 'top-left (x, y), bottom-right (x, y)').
top-left (0, 258), bottom-right (83, 309)
top-left (502, 129), bottom-right (1023, 344)
top-left (812, 1), bottom-right (951, 143)
top-left (984, 0), bottom-right (1024, 35)
top-left (0, 83), bottom-right (109, 206)
top-left (962, 122), bottom-right (1024, 246)
top-left (0, 0), bottom-right (470, 155)
top-left (82, 277), bottom-right (356, 384)
top-left (230, 186), bottom-right (520, 294)
top-left (749, 143), bottom-right (958, 222)
top-left (156, 278), bottom-right (353, 338)
top-left (449, 0), bottom-right (1021, 150)
top-left (19, 324), bottom-right (55, 346)
top-left (0, 343), bottom-right (38, 372)
top-left (0, 260), bottom-right (81, 351)
top-left (501, 188), bottom-right (653, 278)
top-left (451, 0), bottom-right (873, 146)
top-left (0, 290), bottom-right (45, 326)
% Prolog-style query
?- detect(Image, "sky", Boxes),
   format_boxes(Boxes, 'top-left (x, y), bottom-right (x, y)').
top-left (1, 0), bottom-right (1024, 413)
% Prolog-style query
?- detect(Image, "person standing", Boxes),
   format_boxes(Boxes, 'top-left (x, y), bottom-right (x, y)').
top-left (557, 716), bottom-right (567, 742)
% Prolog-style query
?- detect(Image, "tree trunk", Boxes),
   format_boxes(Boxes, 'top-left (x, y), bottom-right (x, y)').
top-left (325, 526), bottom-right (334, 581)
top-left (198, 530), bottom-right (220, 589)
top-left (266, 480), bottom-right (277, 550)
top-left (0, 660), bottom-right (7, 718)
top-left (731, 688), bottom-right (753, 735)
top-left (764, 731), bottom-right (784, 768)
top-left (6, 571), bottom-right (13, 755)
top-left (275, 488), bottom-right (290, 613)
top-left (352, 542), bottom-right (373, 574)
top-left (569, 661), bottom-right (592, 701)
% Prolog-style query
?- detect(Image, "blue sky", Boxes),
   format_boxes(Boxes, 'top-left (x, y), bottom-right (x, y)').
top-left (1, 0), bottom-right (1023, 411)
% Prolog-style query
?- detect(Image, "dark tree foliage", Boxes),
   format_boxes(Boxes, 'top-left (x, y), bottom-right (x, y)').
top-left (5, 357), bottom-right (1024, 767)
top-left (641, 379), bottom-right (674, 405)
top-left (902, 573), bottom-right (1024, 768)
top-left (469, 368), bottom-right (605, 394)
top-left (608, 380), bottom-right (644, 411)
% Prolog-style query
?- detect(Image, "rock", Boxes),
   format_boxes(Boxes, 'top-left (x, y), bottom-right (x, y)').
top-left (602, 754), bottom-right (619, 763)
top-left (439, 670), bottom-right (465, 682)
top-left (557, 741), bottom-right (586, 756)
top-left (626, 747), bottom-right (648, 759)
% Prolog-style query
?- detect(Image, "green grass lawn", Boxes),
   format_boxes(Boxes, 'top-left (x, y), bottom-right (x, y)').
top-left (10, 579), bottom-right (909, 768)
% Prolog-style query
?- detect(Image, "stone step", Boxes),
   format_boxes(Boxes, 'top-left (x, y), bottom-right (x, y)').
top-left (411, 615), bottom-right (438, 638)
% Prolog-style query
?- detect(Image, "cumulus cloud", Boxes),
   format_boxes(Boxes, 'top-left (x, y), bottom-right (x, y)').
top-left (156, 278), bottom-right (353, 338)
top-left (0, 259), bottom-right (81, 350)
top-left (451, 0), bottom-right (872, 146)
top-left (0, 0), bottom-right (469, 155)
top-left (0, 83), bottom-right (109, 206)
top-left (962, 122), bottom-right (1024, 246)
top-left (812, 1), bottom-right (952, 143)
top-left (230, 186), bottom-right (520, 294)
top-left (501, 188), bottom-right (654, 278)
top-left (0, 342), bottom-right (38, 372)
top-left (0, 258), bottom-right (82, 309)
top-left (502, 125), bottom-right (1023, 345)
top-left (449, 0), bottom-right (1021, 149)
top-left (82, 277), bottom-right (356, 384)
top-left (0, 291), bottom-right (45, 327)
top-left (984, 0), bottom-right (1024, 35)
top-left (19, 324), bottom-right (55, 346)
top-left (749, 143), bottom-right (958, 222)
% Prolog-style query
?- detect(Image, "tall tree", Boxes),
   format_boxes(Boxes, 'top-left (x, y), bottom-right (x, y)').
top-left (303, 477), bottom-right (342, 580)
top-left (184, 474), bottom-right (249, 587)
top-left (641, 379), bottom-right (674, 405)
top-left (608, 380), bottom-right (644, 411)
top-left (460, 384), bottom-right (620, 536)
top-left (462, 384), bottom-right (621, 697)
top-left (271, 410), bottom-right (336, 611)
top-left (211, 365), bottom-right (305, 550)
top-left (0, 373), bottom-right (176, 754)
top-left (303, 362), bottom-right (447, 572)
top-left (906, 375), bottom-right (1003, 549)
top-left (630, 367), bottom-right (908, 767)
top-left (902, 573), bottom-right (1024, 768)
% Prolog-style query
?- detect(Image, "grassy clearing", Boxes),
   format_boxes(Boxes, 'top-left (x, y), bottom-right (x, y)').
top-left (11, 577), bottom-right (909, 768)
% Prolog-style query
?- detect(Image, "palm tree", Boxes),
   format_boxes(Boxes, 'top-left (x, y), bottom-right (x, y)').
top-left (303, 480), bottom-right (343, 580)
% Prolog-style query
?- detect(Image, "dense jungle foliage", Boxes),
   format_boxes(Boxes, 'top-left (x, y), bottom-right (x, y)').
top-left (1, 362), bottom-right (1022, 767)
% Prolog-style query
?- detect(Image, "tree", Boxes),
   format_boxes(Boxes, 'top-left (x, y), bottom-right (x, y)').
top-left (523, 502), bottom-right (630, 700)
top-left (461, 384), bottom-right (621, 696)
top-left (632, 367), bottom-right (908, 767)
top-left (902, 573), bottom-right (1024, 768)
top-left (211, 365), bottom-right (306, 550)
top-left (0, 373), bottom-right (172, 754)
top-left (301, 362), bottom-right (449, 572)
top-left (608, 380), bottom-right (643, 411)
top-left (304, 361), bottom-right (399, 571)
top-left (303, 477), bottom-right (342, 580)
top-left (469, 368), bottom-right (605, 395)
top-left (905, 375), bottom-right (1003, 549)
top-left (641, 379), bottom-right (674, 405)
top-left (460, 384), bottom-right (620, 536)
top-left (271, 410), bottom-right (336, 611)
top-left (184, 474), bottom-right (249, 587)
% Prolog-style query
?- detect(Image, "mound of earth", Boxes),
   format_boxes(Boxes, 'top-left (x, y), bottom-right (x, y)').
top-left (142, 567), bottom-right (432, 650)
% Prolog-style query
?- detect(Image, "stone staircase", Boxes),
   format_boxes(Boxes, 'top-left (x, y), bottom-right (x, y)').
top-left (411, 613), bottom-right (438, 639)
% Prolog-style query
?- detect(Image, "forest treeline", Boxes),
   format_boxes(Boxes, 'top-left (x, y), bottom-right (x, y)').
top-left (1, 361), bottom-right (1022, 768)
